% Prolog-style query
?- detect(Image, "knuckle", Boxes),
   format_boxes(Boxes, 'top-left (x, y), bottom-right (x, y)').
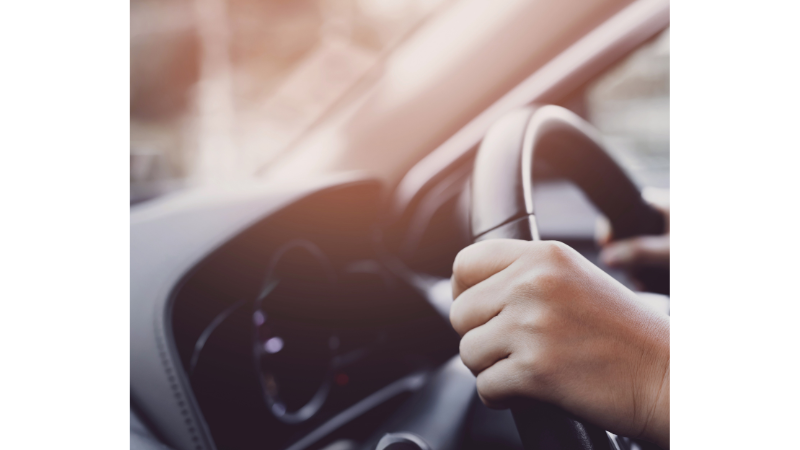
top-left (508, 277), bottom-right (532, 301)
top-left (542, 240), bottom-right (574, 264)
top-left (515, 347), bottom-right (540, 373)
top-left (453, 240), bottom-right (494, 274)
top-left (510, 308), bottom-right (558, 350)
top-left (535, 306), bottom-right (557, 330)
top-left (452, 248), bottom-right (468, 279)
top-left (449, 300), bottom-right (466, 335)
top-left (508, 269), bottom-right (539, 298)
top-left (476, 371), bottom-right (505, 406)
top-left (503, 294), bottom-right (552, 333)
top-left (514, 309), bottom-right (540, 332)
top-left (458, 332), bottom-right (477, 368)
top-left (518, 245), bottom-right (575, 294)
top-left (532, 269), bottom-right (562, 294)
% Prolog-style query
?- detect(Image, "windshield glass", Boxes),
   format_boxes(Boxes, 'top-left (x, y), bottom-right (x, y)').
top-left (585, 28), bottom-right (670, 189)
top-left (131, 0), bottom-right (452, 203)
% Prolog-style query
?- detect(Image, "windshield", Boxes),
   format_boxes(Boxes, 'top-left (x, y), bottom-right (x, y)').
top-left (585, 28), bottom-right (670, 189)
top-left (131, 0), bottom-right (452, 203)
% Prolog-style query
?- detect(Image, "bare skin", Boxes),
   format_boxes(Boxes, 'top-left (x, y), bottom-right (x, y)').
top-left (598, 188), bottom-right (670, 271)
top-left (451, 239), bottom-right (670, 448)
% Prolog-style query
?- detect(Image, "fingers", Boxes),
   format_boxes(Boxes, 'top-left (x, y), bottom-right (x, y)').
top-left (459, 313), bottom-right (513, 375)
top-left (450, 240), bottom-right (575, 336)
top-left (595, 216), bottom-right (612, 246)
top-left (475, 357), bottom-right (526, 409)
top-left (474, 342), bottom-right (558, 409)
top-left (449, 270), bottom-right (512, 336)
top-left (596, 188), bottom-right (670, 246)
top-left (451, 239), bottom-right (532, 300)
top-left (600, 235), bottom-right (670, 268)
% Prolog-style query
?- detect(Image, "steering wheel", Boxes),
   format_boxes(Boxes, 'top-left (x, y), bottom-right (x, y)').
top-left (469, 105), bottom-right (666, 450)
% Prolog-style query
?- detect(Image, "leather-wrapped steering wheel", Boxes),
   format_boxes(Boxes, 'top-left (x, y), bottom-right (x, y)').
top-left (469, 105), bottom-right (667, 450)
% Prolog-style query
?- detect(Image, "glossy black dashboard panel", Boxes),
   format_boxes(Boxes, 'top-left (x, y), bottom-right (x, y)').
top-left (168, 181), bottom-right (459, 450)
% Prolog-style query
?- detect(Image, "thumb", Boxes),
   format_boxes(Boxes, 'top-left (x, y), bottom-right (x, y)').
top-left (599, 235), bottom-right (670, 268)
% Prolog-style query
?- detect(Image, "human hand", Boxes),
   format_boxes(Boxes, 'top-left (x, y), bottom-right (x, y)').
top-left (597, 188), bottom-right (670, 269)
top-left (450, 239), bottom-right (670, 448)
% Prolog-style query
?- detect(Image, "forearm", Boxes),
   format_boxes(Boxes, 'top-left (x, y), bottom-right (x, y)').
top-left (451, 240), bottom-right (672, 448)
top-left (641, 331), bottom-right (670, 449)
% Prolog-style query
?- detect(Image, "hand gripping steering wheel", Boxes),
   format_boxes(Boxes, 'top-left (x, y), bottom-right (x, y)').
top-left (469, 105), bottom-right (666, 450)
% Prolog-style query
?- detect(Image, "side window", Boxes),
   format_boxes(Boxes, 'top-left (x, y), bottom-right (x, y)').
top-left (585, 28), bottom-right (670, 189)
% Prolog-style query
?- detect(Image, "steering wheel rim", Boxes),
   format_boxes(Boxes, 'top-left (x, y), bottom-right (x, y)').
top-left (471, 105), bottom-right (665, 243)
top-left (469, 105), bottom-right (666, 450)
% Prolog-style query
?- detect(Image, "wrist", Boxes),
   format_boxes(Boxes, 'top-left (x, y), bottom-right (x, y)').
top-left (640, 328), bottom-right (670, 449)
top-left (648, 364), bottom-right (670, 448)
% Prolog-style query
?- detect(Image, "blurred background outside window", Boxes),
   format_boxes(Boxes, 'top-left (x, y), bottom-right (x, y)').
top-left (585, 28), bottom-right (670, 189)
top-left (131, 0), bottom-right (668, 203)
top-left (131, 0), bottom-right (452, 203)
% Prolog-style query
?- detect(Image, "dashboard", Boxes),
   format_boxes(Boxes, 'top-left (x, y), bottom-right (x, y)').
top-left (151, 149), bottom-right (647, 450)
top-left (131, 147), bottom-right (656, 450)
top-left (165, 180), bottom-right (460, 450)
top-left (131, 137), bottom-right (658, 450)
top-left (130, 2), bottom-right (669, 447)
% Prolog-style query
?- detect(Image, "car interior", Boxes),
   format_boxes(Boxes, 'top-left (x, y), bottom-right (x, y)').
top-left (131, 0), bottom-right (670, 449)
